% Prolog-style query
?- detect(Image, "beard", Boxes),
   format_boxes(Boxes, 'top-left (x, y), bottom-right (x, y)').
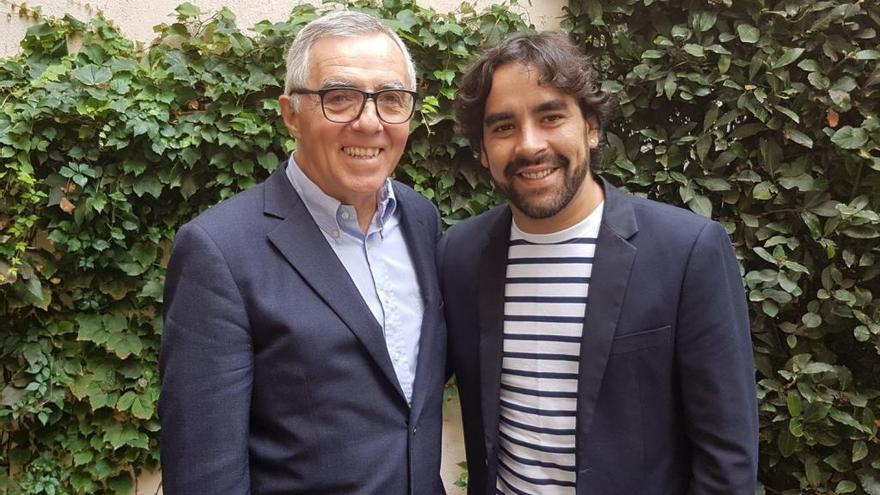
top-left (495, 151), bottom-right (589, 219)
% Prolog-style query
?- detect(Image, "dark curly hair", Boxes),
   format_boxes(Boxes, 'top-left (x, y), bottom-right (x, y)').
top-left (454, 32), bottom-right (614, 154)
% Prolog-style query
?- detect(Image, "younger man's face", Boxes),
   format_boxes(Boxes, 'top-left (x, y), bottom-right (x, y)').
top-left (480, 63), bottom-right (599, 224)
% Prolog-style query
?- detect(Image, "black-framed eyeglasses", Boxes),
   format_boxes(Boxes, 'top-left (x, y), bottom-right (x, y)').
top-left (289, 87), bottom-right (418, 124)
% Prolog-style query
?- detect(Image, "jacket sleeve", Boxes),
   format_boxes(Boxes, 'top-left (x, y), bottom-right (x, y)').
top-left (677, 221), bottom-right (759, 495)
top-left (159, 221), bottom-right (253, 494)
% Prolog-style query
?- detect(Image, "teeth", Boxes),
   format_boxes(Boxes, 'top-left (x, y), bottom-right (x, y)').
top-left (520, 169), bottom-right (554, 180)
top-left (344, 147), bottom-right (381, 158)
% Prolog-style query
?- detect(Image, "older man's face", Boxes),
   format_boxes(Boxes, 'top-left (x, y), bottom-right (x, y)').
top-left (280, 33), bottom-right (412, 210)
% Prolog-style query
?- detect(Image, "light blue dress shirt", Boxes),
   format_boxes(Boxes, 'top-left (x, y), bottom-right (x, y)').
top-left (286, 156), bottom-right (424, 404)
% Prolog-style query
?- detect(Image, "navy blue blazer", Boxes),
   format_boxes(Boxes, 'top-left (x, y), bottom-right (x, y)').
top-left (440, 178), bottom-right (758, 494)
top-left (160, 164), bottom-right (447, 494)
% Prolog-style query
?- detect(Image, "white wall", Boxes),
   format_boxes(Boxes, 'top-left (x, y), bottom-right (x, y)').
top-left (1, 0), bottom-right (565, 57)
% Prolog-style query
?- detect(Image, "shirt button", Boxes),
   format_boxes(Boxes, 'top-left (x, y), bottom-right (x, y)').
top-left (330, 229), bottom-right (340, 238)
top-left (341, 211), bottom-right (350, 220)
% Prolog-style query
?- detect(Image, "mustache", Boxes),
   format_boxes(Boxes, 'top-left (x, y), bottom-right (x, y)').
top-left (504, 152), bottom-right (569, 177)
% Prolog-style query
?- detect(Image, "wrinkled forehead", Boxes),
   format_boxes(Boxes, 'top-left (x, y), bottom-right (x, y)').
top-left (307, 33), bottom-right (411, 89)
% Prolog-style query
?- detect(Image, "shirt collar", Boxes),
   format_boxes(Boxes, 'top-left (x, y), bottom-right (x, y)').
top-left (285, 153), bottom-right (397, 240)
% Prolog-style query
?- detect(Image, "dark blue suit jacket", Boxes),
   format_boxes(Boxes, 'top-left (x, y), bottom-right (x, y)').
top-left (160, 164), bottom-right (447, 494)
top-left (440, 178), bottom-right (758, 494)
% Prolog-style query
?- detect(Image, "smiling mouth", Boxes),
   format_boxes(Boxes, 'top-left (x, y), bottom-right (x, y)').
top-left (519, 168), bottom-right (556, 180)
top-left (343, 146), bottom-right (382, 158)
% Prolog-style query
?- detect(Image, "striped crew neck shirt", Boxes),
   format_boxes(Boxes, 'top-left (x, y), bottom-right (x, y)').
top-left (496, 202), bottom-right (604, 495)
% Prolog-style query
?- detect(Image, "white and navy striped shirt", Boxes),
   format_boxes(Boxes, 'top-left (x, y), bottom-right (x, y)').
top-left (496, 203), bottom-right (604, 495)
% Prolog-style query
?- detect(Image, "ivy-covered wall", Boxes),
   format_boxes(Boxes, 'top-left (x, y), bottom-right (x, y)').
top-left (564, 1), bottom-right (880, 493)
top-left (0, 0), bottom-right (878, 494)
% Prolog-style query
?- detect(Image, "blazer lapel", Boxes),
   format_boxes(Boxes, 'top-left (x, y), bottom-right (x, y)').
top-left (478, 206), bottom-right (513, 466)
top-left (395, 184), bottom-right (441, 419)
top-left (263, 167), bottom-right (406, 402)
top-left (575, 179), bottom-right (639, 479)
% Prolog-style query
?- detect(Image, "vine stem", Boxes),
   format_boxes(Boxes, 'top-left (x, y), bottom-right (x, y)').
top-left (849, 160), bottom-right (863, 204)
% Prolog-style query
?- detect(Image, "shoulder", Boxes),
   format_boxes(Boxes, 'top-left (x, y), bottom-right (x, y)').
top-left (189, 183), bottom-right (265, 233)
top-left (392, 180), bottom-right (437, 214)
top-left (392, 180), bottom-right (442, 234)
top-left (446, 203), bottom-right (509, 239)
top-left (441, 203), bottom-right (509, 261)
top-left (174, 174), bottom-right (283, 254)
top-left (606, 183), bottom-right (717, 242)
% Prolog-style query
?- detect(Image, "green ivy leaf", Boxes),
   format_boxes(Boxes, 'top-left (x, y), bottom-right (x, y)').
top-left (687, 194), bottom-right (712, 218)
top-left (801, 362), bottom-right (835, 375)
top-left (772, 48), bottom-right (805, 69)
top-left (831, 126), bottom-right (869, 149)
top-left (778, 425), bottom-right (798, 457)
top-left (804, 456), bottom-right (823, 488)
top-left (432, 70), bottom-right (455, 85)
top-left (853, 50), bottom-right (880, 60)
top-left (71, 65), bottom-right (112, 86)
top-left (257, 152), bottom-right (279, 172)
top-left (858, 468), bottom-right (880, 495)
top-left (103, 422), bottom-right (148, 450)
top-left (584, 0), bottom-right (603, 25)
top-left (691, 11), bottom-right (717, 33)
top-left (825, 451), bottom-right (850, 472)
top-left (77, 314), bottom-right (109, 345)
top-left (784, 128), bottom-right (813, 149)
top-left (132, 174), bottom-right (163, 198)
top-left (778, 173), bottom-right (815, 191)
top-left (853, 440), bottom-right (868, 462)
top-left (753, 182), bottom-right (774, 200)
top-left (395, 10), bottom-right (419, 31)
top-left (175, 2), bottom-right (201, 19)
top-left (108, 472), bottom-right (134, 494)
top-left (836, 480), bottom-right (858, 493)
top-left (600, 80), bottom-right (623, 93)
top-left (116, 391), bottom-right (137, 412)
top-left (829, 409), bottom-right (871, 434)
top-left (106, 333), bottom-right (143, 359)
top-left (130, 393), bottom-right (155, 419)
top-left (737, 24), bottom-right (760, 43)
top-left (773, 105), bottom-right (800, 123)
top-left (683, 44), bottom-right (704, 57)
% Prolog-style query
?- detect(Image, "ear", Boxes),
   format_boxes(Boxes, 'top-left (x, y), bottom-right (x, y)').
top-left (278, 95), bottom-right (302, 140)
top-left (479, 146), bottom-right (489, 169)
top-left (586, 115), bottom-right (600, 149)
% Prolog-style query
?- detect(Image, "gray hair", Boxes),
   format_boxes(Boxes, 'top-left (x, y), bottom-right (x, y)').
top-left (283, 10), bottom-right (417, 109)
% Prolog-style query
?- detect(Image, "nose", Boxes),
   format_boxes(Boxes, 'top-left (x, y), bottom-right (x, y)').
top-left (515, 122), bottom-right (546, 157)
top-left (351, 98), bottom-right (383, 133)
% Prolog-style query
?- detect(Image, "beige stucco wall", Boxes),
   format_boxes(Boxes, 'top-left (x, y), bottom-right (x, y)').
top-left (1, 0), bottom-right (566, 57)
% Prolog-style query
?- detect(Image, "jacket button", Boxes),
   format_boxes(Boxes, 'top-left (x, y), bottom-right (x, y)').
top-left (412, 426), bottom-right (418, 435)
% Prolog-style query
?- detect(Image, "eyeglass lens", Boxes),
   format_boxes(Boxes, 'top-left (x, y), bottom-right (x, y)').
top-left (322, 89), bottom-right (414, 124)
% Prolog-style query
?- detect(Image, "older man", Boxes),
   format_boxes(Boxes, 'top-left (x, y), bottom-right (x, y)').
top-left (160, 11), bottom-right (446, 494)
top-left (441, 33), bottom-right (758, 494)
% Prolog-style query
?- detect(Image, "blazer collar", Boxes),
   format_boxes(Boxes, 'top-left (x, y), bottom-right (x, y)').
top-left (573, 177), bottom-right (639, 482)
top-left (597, 177), bottom-right (638, 240)
top-left (393, 181), bottom-right (444, 420)
top-left (477, 204), bottom-right (512, 467)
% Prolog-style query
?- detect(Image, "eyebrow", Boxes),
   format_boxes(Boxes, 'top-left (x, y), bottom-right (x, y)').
top-left (319, 79), bottom-right (407, 91)
top-left (483, 98), bottom-right (572, 128)
top-left (484, 112), bottom-right (513, 128)
top-left (535, 99), bottom-right (570, 113)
